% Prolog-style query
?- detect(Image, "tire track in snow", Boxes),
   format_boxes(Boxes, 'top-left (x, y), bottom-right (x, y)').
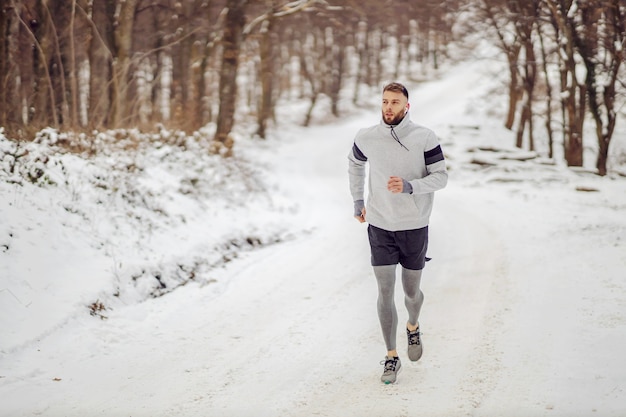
top-left (426, 184), bottom-right (513, 414)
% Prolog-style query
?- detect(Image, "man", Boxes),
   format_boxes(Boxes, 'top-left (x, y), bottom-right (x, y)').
top-left (348, 82), bottom-right (448, 384)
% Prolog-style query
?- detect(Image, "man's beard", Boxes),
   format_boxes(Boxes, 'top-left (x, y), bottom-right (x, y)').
top-left (382, 110), bottom-right (405, 126)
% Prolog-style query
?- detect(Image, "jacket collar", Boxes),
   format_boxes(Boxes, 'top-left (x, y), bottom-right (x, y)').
top-left (380, 111), bottom-right (411, 132)
top-left (380, 112), bottom-right (411, 151)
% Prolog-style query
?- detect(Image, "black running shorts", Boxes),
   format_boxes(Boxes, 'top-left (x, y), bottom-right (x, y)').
top-left (367, 224), bottom-right (429, 270)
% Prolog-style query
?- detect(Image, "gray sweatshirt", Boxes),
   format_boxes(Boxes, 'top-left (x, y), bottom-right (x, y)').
top-left (348, 113), bottom-right (448, 231)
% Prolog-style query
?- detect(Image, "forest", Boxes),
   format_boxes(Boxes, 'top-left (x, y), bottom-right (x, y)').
top-left (1, 0), bottom-right (625, 175)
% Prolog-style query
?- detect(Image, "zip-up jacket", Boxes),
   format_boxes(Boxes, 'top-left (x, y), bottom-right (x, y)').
top-left (348, 113), bottom-right (448, 231)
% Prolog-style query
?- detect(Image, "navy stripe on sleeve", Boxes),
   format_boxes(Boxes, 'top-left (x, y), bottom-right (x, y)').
top-left (424, 145), bottom-right (444, 165)
top-left (353, 144), bottom-right (367, 162)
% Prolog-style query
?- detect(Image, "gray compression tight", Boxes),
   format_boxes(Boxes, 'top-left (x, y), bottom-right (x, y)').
top-left (373, 265), bottom-right (424, 352)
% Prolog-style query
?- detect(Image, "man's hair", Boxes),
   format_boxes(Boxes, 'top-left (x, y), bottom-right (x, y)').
top-left (383, 82), bottom-right (409, 100)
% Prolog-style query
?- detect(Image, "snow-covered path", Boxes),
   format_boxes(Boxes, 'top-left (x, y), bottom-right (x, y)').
top-left (2, 60), bottom-right (626, 417)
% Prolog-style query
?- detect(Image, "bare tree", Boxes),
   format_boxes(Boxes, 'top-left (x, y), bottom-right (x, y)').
top-left (87, 0), bottom-right (114, 129)
top-left (8, 0), bottom-right (621, 175)
top-left (535, 7), bottom-right (556, 159)
top-left (299, 25), bottom-right (323, 127)
top-left (477, 0), bottom-right (522, 132)
top-left (47, 1), bottom-right (78, 127)
top-left (29, 0), bottom-right (59, 127)
top-left (545, 0), bottom-right (585, 167)
top-left (0, 0), bottom-right (22, 132)
top-left (109, 0), bottom-right (140, 128)
top-left (572, 1), bottom-right (625, 176)
top-left (251, 0), bottom-right (278, 139)
top-left (213, 0), bottom-right (248, 156)
top-left (243, 0), bottom-right (335, 137)
top-left (511, 0), bottom-right (539, 151)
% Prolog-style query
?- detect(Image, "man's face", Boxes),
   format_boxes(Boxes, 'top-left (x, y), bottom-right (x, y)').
top-left (381, 90), bottom-right (409, 125)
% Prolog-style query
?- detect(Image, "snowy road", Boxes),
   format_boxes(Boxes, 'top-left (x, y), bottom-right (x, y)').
top-left (2, 60), bottom-right (626, 417)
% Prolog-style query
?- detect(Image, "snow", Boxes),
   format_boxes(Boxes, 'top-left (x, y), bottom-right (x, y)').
top-left (1, 56), bottom-right (626, 417)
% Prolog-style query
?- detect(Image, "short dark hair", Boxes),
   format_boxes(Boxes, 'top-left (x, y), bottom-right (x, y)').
top-left (383, 82), bottom-right (409, 100)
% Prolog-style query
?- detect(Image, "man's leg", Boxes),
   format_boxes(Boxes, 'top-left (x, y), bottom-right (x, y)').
top-left (401, 267), bottom-right (424, 326)
top-left (374, 264), bottom-right (403, 383)
top-left (373, 264), bottom-right (398, 354)
top-left (402, 267), bottom-right (424, 361)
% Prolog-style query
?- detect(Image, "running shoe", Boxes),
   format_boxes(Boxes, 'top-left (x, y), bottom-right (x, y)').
top-left (407, 326), bottom-right (423, 361)
top-left (380, 356), bottom-right (401, 384)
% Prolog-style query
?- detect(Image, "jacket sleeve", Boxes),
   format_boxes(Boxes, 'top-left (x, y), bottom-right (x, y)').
top-left (409, 136), bottom-right (448, 194)
top-left (348, 141), bottom-right (368, 202)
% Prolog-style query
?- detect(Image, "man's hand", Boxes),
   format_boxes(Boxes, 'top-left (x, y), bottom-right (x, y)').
top-left (355, 207), bottom-right (366, 223)
top-left (353, 200), bottom-right (366, 223)
top-left (387, 176), bottom-right (405, 193)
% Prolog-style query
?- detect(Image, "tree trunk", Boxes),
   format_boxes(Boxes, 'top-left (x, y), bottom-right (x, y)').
top-left (256, 11), bottom-right (276, 139)
top-left (479, 1), bottom-right (523, 131)
top-left (352, 21), bottom-right (367, 104)
top-left (299, 28), bottom-right (321, 127)
top-left (32, 0), bottom-right (57, 127)
top-left (110, 0), bottom-right (139, 128)
top-left (329, 30), bottom-right (345, 118)
top-left (0, 0), bottom-right (22, 132)
top-left (148, 5), bottom-right (164, 124)
top-left (563, 82), bottom-right (585, 167)
top-left (68, 0), bottom-right (81, 126)
top-left (575, 1), bottom-right (623, 176)
top-left (546, 0), bottom-right (585, 167)
top-left (48, 1), bottom-right (72, 127)
top-left (505, 55), bottom-right (522, 131)
top-left (515, 103), bottom-right (529, 149)
top-left (536, 16), bottom-right (555, 159)
top-left (88, 0), bottom-right (115, 129)
top-left (213, 0), bottom-right (248, 156)
top-left (519, 37), bottom-right (536, 151)
top-left (196, 33), bottom-right (215, 126)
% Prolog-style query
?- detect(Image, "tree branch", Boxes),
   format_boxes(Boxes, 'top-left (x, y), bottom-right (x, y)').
top-left (243, 0), bottom-right (340, 36)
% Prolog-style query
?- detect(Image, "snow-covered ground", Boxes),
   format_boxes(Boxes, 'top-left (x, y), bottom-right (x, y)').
top-left (1, 55), bottom-right (626, 417)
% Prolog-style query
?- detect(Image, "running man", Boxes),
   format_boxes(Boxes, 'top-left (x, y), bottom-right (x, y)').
top-left (348, 82), bottom-right (448, 384)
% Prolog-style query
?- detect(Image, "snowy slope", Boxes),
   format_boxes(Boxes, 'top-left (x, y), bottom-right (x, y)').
top-left (1, 57), bottom-right (626, 417)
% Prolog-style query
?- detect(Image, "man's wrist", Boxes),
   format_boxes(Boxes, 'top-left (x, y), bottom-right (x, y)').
top-left (402, 179), bottom-right (413, 194)
top-left (353, 199), bottom-right (365, 216)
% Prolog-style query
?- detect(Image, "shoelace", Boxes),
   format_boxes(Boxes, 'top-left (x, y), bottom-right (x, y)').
top-left (390, 126), bottom-right (409, 151)
top-left (408, 330), bottom-right (421, 346)
top-left (382, 357), bottom-right (399, 371)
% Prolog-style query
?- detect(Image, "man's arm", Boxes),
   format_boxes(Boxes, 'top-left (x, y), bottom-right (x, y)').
top-left (348, 143), bottom-right (367, 221)
top-left (408, 144), bottom-right (448, 194)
